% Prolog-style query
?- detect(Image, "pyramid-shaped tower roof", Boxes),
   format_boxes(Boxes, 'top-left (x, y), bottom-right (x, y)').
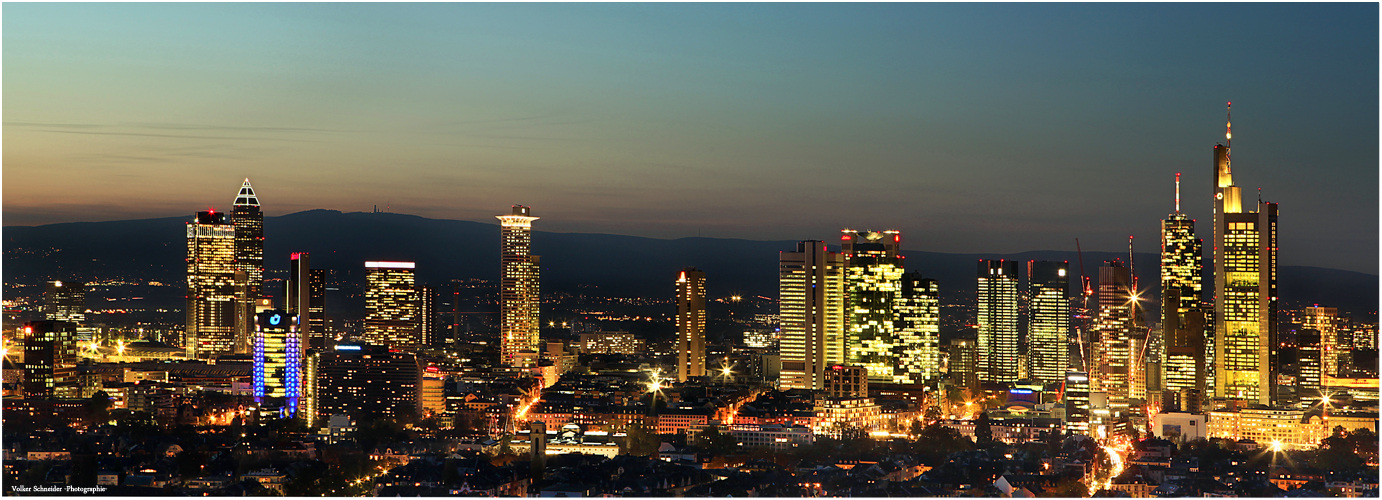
top-left (233, 178), bottom-right (260, 207)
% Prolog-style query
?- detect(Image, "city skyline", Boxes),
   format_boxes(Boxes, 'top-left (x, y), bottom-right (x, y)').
top-left (4, 3), bottom-right (1378, 275)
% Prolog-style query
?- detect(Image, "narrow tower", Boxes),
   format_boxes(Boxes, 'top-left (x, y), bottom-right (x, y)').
top-left (1162, 173), bottom-right (1207, 409)
top-left (1211, 103), bottom-right (1278, 406)
top-left (976, 260), bottom-right (1020, 384)
top-left (841, 229), bottom-right (905, 382)
top-left (187, 210), bottom-right (237, 359)
top-left (497, 205), bottom-right (541, 366)
top-left (676, 268), bottom-right (707, 382)
top-left (779, 241), bottom-right (846, 390)
top-left (1027, 261), bottom-right (1070, 385)
top-left (232, 179), bottom-right (265, 354)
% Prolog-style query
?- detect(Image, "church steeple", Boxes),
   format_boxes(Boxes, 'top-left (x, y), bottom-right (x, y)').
top-left (233, 178), bottom-right (260, 207)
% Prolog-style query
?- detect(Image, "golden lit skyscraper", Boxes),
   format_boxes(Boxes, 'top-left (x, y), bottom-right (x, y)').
top-left (841, 229), bottom-right (905, 383)
top-left (896, 273), bottom-right (940, 384)
top-left (364, 261), bottom-right (420, 350)
top-left (43, 280), bottom-right (86, 325)
top-left (1303, 306), bottom-right (1341, 377)
top-left (1212, 104), bottom-right (1278, 405)
top-left (977, 260), bottom-right (1019, 383)
top-left (232, 179), bottom-right (264, 355)
top-left (1162, 173), bottom-right (1208, 405)
top-left (1027, 261), bottom-right (1070, 385)
top-left (497, 205), bottom-right (541, 366)
top-left (187, 210), bottom-right (238, 359)
top-left (676, 268), bottom-right (706, 381)
top-left (1095, 260), bottom-right (1134, 412)
top-left (779, 240), bottom-right (846, 390)
top-left (253, 309), bottom-right (302, 416)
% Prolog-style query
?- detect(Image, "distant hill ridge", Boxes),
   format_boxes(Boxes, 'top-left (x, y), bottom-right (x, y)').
top-left (4, 209), bottom-right (1377, 315)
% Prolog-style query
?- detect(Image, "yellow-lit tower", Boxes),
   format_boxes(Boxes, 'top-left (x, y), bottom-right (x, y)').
top-left (896, 273), bottom-right (940, 384)
top-left (841, 229), bottom-right (905, 383)
top-left (1162, 173), bottom-right (1208, 408)
top-left (977, 260), bottom-right (1019, 383)
top-left (497, 205), bottom-right (541, 366)
top-left (363, 261), bottom-right (420, 349)
top-left (779, 241), bottom-right (846, 390)
top-left (676, 268), bottom-right (707, 381)
top-left (1027, 261), bottom-right (1070, 385)
top-left (232, 179), bottom-right (264, 355)
top-left (186, 210), bottom-right (238, 359)
top-left (1212, 103), bottom-right (1278, 405)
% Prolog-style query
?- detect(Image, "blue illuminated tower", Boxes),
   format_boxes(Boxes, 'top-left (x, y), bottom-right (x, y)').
top-left (253, 309), bottom-right (301, 417)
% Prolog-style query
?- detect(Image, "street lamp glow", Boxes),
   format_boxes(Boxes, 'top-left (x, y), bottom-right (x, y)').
top-left (1270, 440), bottom-right (1283, 452)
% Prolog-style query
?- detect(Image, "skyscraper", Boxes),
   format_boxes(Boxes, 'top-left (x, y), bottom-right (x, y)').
top-left (896, 273), bottom-right (940, 384)
top-left (43, 280), bottom-right (86, 325)
top-left (1297, 329), bottom-right (1323, 401)
top-left (1212, 104), bottom-right (1278, 405)
top-left (1303, 306), bottom-right (1341, 377)
top-left (22, 321), bottom-right (78, 399)
top-left (232, 179), bottom-right (264, 356)
top-left (1027, 261), bottom-right (1070, 385)
top-left (841, 229), bottom-right (905, 383)
top-left (417, 285), bottom-right (436, 349)
top-left (1064, 371), bottom-right (1092, 435)
top-left (948, 338), bottom-right (980, 389)
top-left (497, 205), bottom-right (541, 366)
top-left (1162, 174), bottom-right (1208, 406)
top-left (253, 309), bottom-right (301, 417)
top-left (779, 241), bottom-right (846, 390)
top-left (676, 268), bottom-right (707, 382)
top-left (977, 260), bottom-right (1019, 384)
top-left (1095, 260), bottom-right (1134, 412)
top-left (287, 253), bottom-right (313, 349)
top-left (316, 343), bottom-right (422, 423)
top-left (364, 261), bottom-right (420, 350)
top-left (186, 210), bottom-right (237, 359)
top-left (308, 269), bottom-right (327, 340)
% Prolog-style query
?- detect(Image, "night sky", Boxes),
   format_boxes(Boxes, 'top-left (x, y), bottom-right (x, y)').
top-left (4, 3), bottom-right (1377, 273)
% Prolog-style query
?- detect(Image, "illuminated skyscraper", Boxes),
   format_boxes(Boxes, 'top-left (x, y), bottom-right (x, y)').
top-left (1303, 306), bottom-right (1341, 377)
top-left (1064, 371), bottom-right (1092, 435)
top-left (43, 280), bottom-right (86, 325)
top-left (841, 230), bottom-right (905, 383)
top-left (948, 338), bottom-right (980, 389)
top-left (1161, 174), bottom-right (1208, 404)
top-left (287, 253), bottom-right (313, 348)
top-left (497, 205), bottom-right (541, 366)
top-left (1212, 104), bottom-right (1278, 405)
top-left (1094, 260), bottom-right (1134, 412)
top-left (22, 321), bottom-right (78, 399)
top-left (1027, 261), bottom-right (1070, 385)
top-left (364, 261), bottom-right (420, 350)
top-left (977, 260), bottom-right (1019, 383)
top-left (253, 309), bottom-right (301, 416)
top-left (186, 210), bottom-right (237, 359)
top-left (418, 285), bottom-right (436, 349)
top-left (316, 343), bottom-right (421, 423)
top-left (896, 273), bottom-right (940, 384)
top-left (232, 179), bottom-right (264, 355)
top-left (676, 268), bottom-right (707, 382)
top-left (308, 269), bottom-right (327, 338)
top-left (779, 240), bottom-right (846, 390)
top-left (1297, 329), bottom-right (1322, 400)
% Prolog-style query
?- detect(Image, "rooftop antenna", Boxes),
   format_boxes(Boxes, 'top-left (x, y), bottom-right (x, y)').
top-left (1225, 102), bottom-right (1232, 173)
top-left (1175, 172), bottom-right (1181, 213)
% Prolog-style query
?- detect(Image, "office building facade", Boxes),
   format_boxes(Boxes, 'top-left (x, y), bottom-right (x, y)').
top-left (22, 321), bottom-right (78, 399)
top-left (232, 179), bottom-right (264, 356)
top-left (498, 205), bottom-right (541, 366)
top-left (186, 210), bottom-right (238, 359)
top-left (253, 309), bottom-right (302, 416)
top-left (1162, 174), bottom-right (1209, 407)
top-left (315, 343), bottom-right (422, 423)
top-left (1027, 261), bottom-right (1070, 385)
top-left (364, 261), bottom-right (420, 350)
top-left (779, 241), bottom-right (846, 390)
top-left (1094, 260), bottom-right (1134, 412)
top-left (977, 260), bottom-right (1020, 384)
top-left (43, 281), bottom-right (86, 325)
top-left (841, 230), bottom-right (905, 383)
top-left (1211, 108), bottom-right (1279, 405)
top-left (676, 268), bottom-right (707, 382)
top-left (287, 253), bottom-right (313, 349)
top-left (896, 273), bottom-right (940, 384)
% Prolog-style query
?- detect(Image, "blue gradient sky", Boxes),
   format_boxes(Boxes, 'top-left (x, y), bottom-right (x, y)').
top-left (4, 3), bottom-right (1377, 273)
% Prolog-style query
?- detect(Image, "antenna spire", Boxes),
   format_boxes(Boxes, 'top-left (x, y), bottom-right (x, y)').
top-left (1175, 172), bottom-right (1181, 213)
top-left (1225, 101), bottom-right (1232, 147)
